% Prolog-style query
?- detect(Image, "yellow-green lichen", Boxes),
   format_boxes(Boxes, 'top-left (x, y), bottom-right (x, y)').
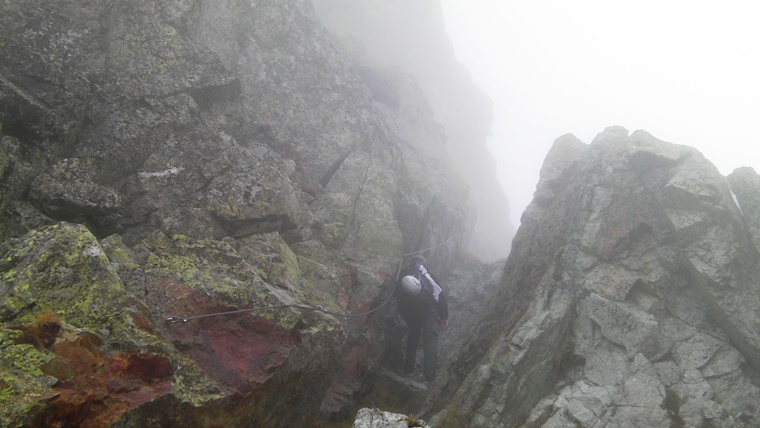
top-left (0, 329), bottom-right (55, 424)
top-left (142, 232), bottom-right (342, 334)
top-left (101, 236), bottom-right (140, 269)
top-left (224, 196), bottom-right (243, 219)
top-left (170, 359), bottom-right (224, 406)
top-left (0, 329), bottom-right (52, 378)
top-left (105, 312), bottom-right (168, 352)
top-left (253, 198), bottom-right (271, 212)
top-left (0, 223), bottom-right (128, 329)
top-left (144, 234), bottom-right (266, 306)
top-left (293, 256), bottom-right (344, 313)
top-left (0, 371), bottom-right (46, 427)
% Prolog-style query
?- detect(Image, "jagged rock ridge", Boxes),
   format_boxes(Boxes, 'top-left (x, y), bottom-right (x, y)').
top-left (429, 127), bottom-right (760, 427)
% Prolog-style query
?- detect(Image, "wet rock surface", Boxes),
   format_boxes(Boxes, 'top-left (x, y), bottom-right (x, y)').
top-left (430, 127), bottom-right (760, 427)
top-left (312, 0), bottom-right (514, 261)
top-left (0, 0), bottom-right (481, 426)
top-left (3, 0), bottom-right (760, 427)
top-left (352, 407), bottom-right (426, 428)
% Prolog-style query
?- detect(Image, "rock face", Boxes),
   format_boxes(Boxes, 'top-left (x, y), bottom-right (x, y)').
top-left (430, 127), bottom-right (760, 427)
top-left (352, 408), bottom-right (426, 428)
top-left (728, 167), bottom-right (760, 251)
top-left (0, 1), bottom-right (481, 426)
top-left (311, 0), bottom-right (514, 261)
top-left (5, 0), bottom-right (760, 426)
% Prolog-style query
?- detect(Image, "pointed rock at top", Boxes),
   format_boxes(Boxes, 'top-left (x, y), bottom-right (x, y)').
top-left (591, 125), bottom-right (630, 145)
top-left (540, 133), bottom-right (588, 183)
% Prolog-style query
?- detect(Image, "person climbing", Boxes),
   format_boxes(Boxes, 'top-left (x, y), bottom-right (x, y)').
top-left (397, 254), bottom-right (449, 382)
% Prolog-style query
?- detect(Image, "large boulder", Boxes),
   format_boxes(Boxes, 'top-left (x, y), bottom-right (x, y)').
top-left (352, 408), bottom-right (426, 428)
top-left (0, 222), bottom-right (354, 426)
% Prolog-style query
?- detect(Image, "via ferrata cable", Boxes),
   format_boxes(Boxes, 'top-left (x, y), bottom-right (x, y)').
top-left (165, 299), bottom-right (392, 324)
top-left (165, 237), bottom-right (453, 324)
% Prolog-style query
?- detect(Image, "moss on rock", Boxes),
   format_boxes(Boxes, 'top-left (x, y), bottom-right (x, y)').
top-left (0, 328), bottom-right (56, 425)
top-left (0, 222), bottom-right (126, 329)
top-left (143, 232), bottom-right (269, 306)
top-left (0, 223), bottom-right (225, 425)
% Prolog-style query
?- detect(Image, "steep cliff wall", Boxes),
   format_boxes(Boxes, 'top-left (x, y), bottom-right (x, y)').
top-left (311, 0), bottom-right (514, 261)
top-left (431, 127), bottom-right (760, 427)
top-left (0, 0), bottom-right (477, 426)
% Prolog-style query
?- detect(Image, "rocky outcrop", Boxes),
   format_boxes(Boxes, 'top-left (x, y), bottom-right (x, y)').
top-left (311, 0), bottom-right (514, 261)
top-left (352, 408), bottom-right (426, 428)
top-left (728, 166), bottom-right (760, 251)
top-left (1, 222), bottom-right (357, 426)
top-left (429, 127), bottom-right (760, 427)
top-left (0, 0), bottom-right (479, 426)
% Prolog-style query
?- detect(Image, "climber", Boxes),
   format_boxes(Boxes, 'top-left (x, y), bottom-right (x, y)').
top-left (397, 254), bottom-right (449, 382)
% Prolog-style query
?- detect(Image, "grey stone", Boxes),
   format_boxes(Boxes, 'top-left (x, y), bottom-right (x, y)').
top-left (433, 127), bottom-right (760, 427)
top-left (352, 408), bottom-right (424, 428)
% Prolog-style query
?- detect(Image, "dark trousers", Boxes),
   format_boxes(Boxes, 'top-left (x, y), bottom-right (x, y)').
top-left (404, 310), bottom-right (440, 382)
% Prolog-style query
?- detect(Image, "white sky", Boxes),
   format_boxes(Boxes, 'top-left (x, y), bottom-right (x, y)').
top-left (441, 0), bottom-right (760, 226)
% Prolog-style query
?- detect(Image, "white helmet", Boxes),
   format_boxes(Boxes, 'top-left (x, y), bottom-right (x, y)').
top-left (400, 275), bottom-right (421, 295)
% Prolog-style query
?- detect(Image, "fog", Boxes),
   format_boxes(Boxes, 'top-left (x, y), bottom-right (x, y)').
top-left (441, 0), bottom-right (760, 226)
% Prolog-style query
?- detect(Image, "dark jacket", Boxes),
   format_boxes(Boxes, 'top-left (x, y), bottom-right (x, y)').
top-left (397, 266), bottom-right (448, 326)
